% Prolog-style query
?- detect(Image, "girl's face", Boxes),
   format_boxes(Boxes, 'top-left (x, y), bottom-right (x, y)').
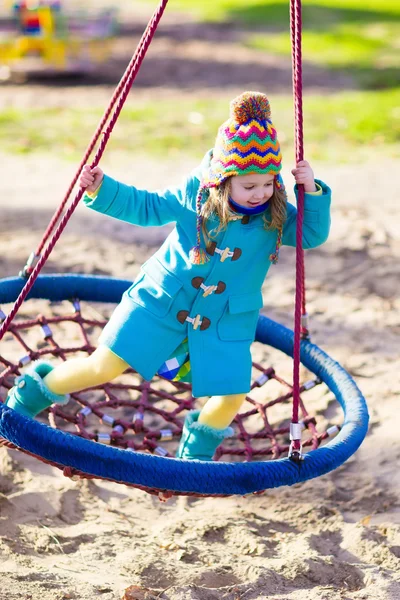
top-left (230, 173), bottom-right (275, 208)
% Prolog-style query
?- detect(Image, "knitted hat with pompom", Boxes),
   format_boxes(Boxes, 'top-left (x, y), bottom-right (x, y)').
top-left (190, 91), bottom-right (286, 265)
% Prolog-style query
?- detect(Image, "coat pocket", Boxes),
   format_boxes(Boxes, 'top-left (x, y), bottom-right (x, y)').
top-left (217, 291), bottom-right (264, 342)
top-left (127, 259), bottom-right (183, 318)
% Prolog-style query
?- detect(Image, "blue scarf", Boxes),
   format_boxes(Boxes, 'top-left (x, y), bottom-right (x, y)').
top-left (228, 197), bottom-right (270, 216)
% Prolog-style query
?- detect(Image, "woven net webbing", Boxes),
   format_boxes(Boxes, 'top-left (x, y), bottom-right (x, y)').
top-left (0, 294), bottom-right (340, 487)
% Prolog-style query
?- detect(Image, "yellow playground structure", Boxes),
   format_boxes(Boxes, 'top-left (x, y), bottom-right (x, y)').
top-left (0, 1), bottom-right (117, 79)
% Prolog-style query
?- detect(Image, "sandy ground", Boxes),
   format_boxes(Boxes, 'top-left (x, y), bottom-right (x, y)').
top-left (1, 7), bottom-right (400, 599)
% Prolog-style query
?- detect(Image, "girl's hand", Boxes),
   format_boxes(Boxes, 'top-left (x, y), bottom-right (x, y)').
top-left (291, 160), bottom-right (316, 192)
top-left (79, 165), bottom-right (104, 194)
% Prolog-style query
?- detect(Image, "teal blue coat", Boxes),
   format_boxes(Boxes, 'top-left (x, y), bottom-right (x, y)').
top-left (84, 155), bottom-right (331, 397)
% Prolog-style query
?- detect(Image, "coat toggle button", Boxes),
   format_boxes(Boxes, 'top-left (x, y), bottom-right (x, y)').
top-left (177, 310), bottom-right (211, 331)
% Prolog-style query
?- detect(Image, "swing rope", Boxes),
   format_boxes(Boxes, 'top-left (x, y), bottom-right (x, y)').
top-left (1, 0), bottom-right (326, 467)
top-left (0, 0), bottom-right (170, 343)
top-left (290, 0), bottom-right (307, 458)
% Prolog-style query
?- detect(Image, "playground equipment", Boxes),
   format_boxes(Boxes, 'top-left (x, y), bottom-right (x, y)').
top-left (0, 0), bottom-right (369, 498)
top-left (0, 1), bottom-right (117, 79)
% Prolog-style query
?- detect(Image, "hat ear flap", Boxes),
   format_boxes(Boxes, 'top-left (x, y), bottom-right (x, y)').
top-left (269, 173), bottom-right (286, 265)
top-left (275, 173), bottom-right (284, 191)
top-left (189, 186), bottom-right (211, 265)
top-left (275, 172), bottom-right (288, 202)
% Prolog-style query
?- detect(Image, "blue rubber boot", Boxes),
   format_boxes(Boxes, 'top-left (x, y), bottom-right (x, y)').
top-left (5, 361), bottom-right (69, 418)
top-left (176, 410), bottom-right (233, 461)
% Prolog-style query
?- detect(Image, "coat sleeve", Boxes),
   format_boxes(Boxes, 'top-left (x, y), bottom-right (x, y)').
top-left (82, 174), bottom-right (193, 227)
top-left (282, 179), bottom-right (331, 249)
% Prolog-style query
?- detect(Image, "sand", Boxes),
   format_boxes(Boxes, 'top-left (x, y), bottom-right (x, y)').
top-left (0, 150), bottom-right (399, 600)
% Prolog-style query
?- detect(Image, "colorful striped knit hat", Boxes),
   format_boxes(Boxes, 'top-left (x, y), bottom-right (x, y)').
top-left (190, 91), bottom-right (286, 265)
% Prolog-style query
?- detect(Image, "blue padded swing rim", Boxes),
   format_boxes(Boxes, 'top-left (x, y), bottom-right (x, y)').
top-left (0, 274), bottom-right (369, 495)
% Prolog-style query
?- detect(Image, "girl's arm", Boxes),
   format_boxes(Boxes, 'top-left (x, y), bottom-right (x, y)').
top-left (282, 161), bottom-right (331, 249)
top-left (80, 166), bottom-right (190, 227)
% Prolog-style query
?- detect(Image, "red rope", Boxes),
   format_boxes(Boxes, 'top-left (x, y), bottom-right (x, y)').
top-left (0, 0), bottom-right (169, 343)
top-left (290, 0), bottom-right (306, 454)
top-left (2, 0), bottom-right (309, 462)
top-left (34, 4), bottom-right (169, 262)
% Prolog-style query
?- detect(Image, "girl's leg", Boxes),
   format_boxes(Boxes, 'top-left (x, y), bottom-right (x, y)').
top-left (197, 393), bottom-right (246, 429)
top-left (44, 346), bottom-right (130, 394)
top-left (6, 346), bottom-right (130, 419)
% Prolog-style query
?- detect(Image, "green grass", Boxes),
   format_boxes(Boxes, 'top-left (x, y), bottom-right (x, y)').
top-left (1, 90), bottom-right (399, 162)
top-left (247, 21), bottom-right (400, 89)
top-left (143, 0), bottom-right (400, 24)
top-left (142, 0), bottom-right (400, 89)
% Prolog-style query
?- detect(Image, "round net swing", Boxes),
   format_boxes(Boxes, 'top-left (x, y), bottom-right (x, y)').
top-left (0, 0), bottom-right (369, 498)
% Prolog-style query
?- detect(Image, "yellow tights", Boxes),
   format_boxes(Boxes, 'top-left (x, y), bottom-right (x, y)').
top-left (44, 345), bottom-right (246, 429)
top-left (197, 393), bottom-right (246, 429)
top-left (44, 346), bottom-right (129, 395)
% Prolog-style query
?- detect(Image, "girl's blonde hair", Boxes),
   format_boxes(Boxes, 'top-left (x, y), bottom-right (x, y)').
top-left (201, 176), bottom-right (287, 244)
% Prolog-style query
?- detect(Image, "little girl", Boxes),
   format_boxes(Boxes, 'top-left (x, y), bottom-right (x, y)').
top-left (6, 91), bottom-right (331, 461)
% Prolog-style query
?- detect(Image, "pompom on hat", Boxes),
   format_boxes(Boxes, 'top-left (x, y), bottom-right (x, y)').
top-left (190, 91), bottom-right (286, 265)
